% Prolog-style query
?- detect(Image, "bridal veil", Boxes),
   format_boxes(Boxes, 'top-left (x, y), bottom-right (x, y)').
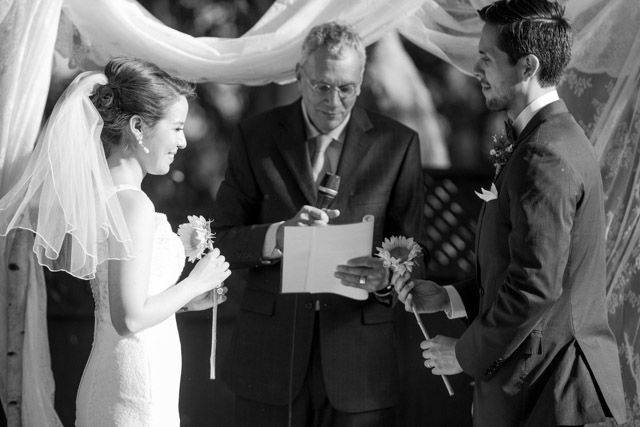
top-left (0, 71), bottom-right (134, 280)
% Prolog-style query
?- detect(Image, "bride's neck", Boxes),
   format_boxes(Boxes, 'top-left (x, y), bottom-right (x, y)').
top-left (107, 152), bottom-right (145, 188)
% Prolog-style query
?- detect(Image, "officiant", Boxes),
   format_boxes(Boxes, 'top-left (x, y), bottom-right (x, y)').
top-left (211, 21), bottom-right (429, 426)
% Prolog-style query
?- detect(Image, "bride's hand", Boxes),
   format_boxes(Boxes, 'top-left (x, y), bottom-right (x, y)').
top-left (183, 287), bottom-right (228, 312)
top-left (187, 248), bottom-right (231, 295)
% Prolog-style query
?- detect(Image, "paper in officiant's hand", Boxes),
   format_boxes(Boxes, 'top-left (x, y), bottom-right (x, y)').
top-left (281, 216), bottom-right (374, 300)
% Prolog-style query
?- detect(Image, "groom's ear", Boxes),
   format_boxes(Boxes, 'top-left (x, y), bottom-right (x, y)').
top-left (518, 54), bottom-right (540, 82)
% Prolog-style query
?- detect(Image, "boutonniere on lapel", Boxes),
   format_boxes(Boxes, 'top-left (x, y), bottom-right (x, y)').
top-left (489, 122), bottom-right (516, 179)
top-left (476, 121), bottom-right (516, 202)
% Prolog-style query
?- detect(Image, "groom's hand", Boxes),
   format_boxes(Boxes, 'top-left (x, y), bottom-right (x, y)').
top-left (421, 335), bottom-right (463, 376)
top-left (395, 279), bottom-right (448, 314)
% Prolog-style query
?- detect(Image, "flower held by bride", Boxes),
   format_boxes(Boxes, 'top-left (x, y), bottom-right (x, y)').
top-left (178, 215), bottom-right (215, 262)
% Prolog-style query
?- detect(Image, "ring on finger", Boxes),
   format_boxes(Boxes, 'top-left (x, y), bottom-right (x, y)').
top-left (359, 275), bottom-right (366, 285)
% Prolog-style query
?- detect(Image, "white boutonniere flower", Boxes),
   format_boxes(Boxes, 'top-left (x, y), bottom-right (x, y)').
top-left (475, 183), bottom-right (499, 202)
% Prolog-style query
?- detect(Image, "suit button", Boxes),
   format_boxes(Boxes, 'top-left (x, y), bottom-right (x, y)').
top-left (479, 288), bottom-right (485, 296)
top-left (304, 302), bottom-right (313, 309)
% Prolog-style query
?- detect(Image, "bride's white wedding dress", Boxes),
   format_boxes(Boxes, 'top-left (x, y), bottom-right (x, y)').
top-left (76, 187), bottom-right (186, 427)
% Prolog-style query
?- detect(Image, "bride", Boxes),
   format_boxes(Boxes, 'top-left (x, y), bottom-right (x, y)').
top-left (0, 57), bottom-right (230, 426)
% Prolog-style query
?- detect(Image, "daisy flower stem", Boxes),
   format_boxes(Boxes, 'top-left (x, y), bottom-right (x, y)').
top-left (210, 291), bottom-right (218, 379)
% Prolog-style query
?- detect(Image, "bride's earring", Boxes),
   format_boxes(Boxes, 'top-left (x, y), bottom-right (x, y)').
top-left (137, 136), bottom-right (150, 154)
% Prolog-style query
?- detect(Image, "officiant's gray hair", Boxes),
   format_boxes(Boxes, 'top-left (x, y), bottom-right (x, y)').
top-left (299, 22), bottom-right (367, 76)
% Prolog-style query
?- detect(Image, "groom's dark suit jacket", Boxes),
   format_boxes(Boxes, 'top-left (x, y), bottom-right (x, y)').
top-left (454, 100), bottom-right (626, 427)
top-left (212, 100), bottom-right (427, 412)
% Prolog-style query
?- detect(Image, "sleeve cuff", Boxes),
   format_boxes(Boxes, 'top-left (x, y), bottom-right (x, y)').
top-left (444, 285), bottom-right (467, 319)
top-left (262, 221), bottom-right (284, 260)
top-left (374, 285), bottom-right (393, 297)
top-left (373, 286), bottom-right (394, 306)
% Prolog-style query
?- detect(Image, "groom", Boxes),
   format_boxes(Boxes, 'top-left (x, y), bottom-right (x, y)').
top-left (394, 1), bottom-right (627, 426)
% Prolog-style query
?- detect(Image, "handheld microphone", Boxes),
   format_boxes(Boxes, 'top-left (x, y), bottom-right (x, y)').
top-left (316, 172), bottom-right (340, 209)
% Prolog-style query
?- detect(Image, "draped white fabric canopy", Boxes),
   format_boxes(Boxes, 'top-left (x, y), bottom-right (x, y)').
top-left (1, 0), bottom-right (639, 424)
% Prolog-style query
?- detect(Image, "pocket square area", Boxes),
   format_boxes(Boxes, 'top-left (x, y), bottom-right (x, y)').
top-left (475, 183), bottom-right (498, 202)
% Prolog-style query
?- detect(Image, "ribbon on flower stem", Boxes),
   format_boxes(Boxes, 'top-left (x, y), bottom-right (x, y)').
top-left (210, 290), bottom-right (218, 379)
top-left (177, 215), bottom-right (220, 380)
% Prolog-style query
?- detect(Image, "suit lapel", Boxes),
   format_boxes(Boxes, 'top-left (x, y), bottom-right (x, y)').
top-left (334, 107), bottom-right (375, 203)
top-left (475, 201), bottom-right (487, 287)
top-left (492, 100), bottom-right (569, 183)
top-left (476, 100), bottom-right (570, 289)
top-left (274, 101), bottom-right (316, 205)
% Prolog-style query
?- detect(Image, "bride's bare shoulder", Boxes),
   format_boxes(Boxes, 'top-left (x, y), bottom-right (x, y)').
top-left (116, 189), bottom-right (156, 229)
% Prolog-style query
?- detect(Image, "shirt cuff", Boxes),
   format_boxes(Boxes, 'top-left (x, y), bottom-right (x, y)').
top-left (443, 285), bottom-right (467, 319)
top-left (262, 221), bottom-right (284, 260)
top-left (373, 286), bottom-right (393, 306)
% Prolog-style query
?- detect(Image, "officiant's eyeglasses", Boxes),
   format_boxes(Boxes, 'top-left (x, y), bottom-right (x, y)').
top-left (300, 67), bottom-right (359, 99)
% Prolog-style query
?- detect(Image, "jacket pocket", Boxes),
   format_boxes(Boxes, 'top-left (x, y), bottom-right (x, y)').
top-left (361, 299), bottom-right (394, 324)
top-left (517, 330), bottom-right (543, 355)
top-left (240, 288), bottom-right (275, 316)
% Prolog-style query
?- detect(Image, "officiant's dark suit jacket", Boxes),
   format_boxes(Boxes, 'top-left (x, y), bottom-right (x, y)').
top-left (453, 100), bottom-right (626, 427)
top-left (212, 99), bottom-right (427, 413)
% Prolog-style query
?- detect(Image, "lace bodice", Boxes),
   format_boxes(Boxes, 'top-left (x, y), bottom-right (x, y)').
top-left (149, 213), bottom-right (186, 292)
top-left (78, 196), bottom-right (186, 426)
top-left (90, 212), bottom-right (185, 325)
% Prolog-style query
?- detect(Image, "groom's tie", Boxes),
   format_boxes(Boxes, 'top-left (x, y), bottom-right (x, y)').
top-left (311, 134), bottom-right (333, 184)
top-left (504, 119), bottom-right (516, 144)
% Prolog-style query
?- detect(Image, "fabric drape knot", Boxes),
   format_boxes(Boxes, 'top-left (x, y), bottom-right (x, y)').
top-left (311, 134), bottom-right (333, 184)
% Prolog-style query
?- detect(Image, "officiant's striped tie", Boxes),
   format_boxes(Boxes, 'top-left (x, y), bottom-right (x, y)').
top-left (311, 134), bottom-right (333, 184)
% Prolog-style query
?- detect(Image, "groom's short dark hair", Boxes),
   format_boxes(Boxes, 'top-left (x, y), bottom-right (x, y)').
top-left (478, 0), bottom-right (572, 87)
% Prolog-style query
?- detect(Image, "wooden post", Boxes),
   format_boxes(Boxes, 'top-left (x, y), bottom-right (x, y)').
top-left (5, 229), bottom-right (31, 427)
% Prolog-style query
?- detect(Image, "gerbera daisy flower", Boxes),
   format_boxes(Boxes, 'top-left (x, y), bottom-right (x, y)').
top-left (375, 235), bottom-right (422, 275)
top-left (177, 215), bottom-right (215, 262)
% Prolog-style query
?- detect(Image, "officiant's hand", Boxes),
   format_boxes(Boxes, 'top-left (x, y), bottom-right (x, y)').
top-left (421, 335), bottom-right (463, 376)
top-left (394, 278), bottom-right (448, 314)
top-left (276, 205), bottom-right (340, 250)
top-left (335, 256), bottom-right (390, 293)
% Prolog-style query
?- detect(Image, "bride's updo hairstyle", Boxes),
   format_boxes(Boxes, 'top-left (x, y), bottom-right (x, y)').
top-left (91, 57), bottom-right (195, 156)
